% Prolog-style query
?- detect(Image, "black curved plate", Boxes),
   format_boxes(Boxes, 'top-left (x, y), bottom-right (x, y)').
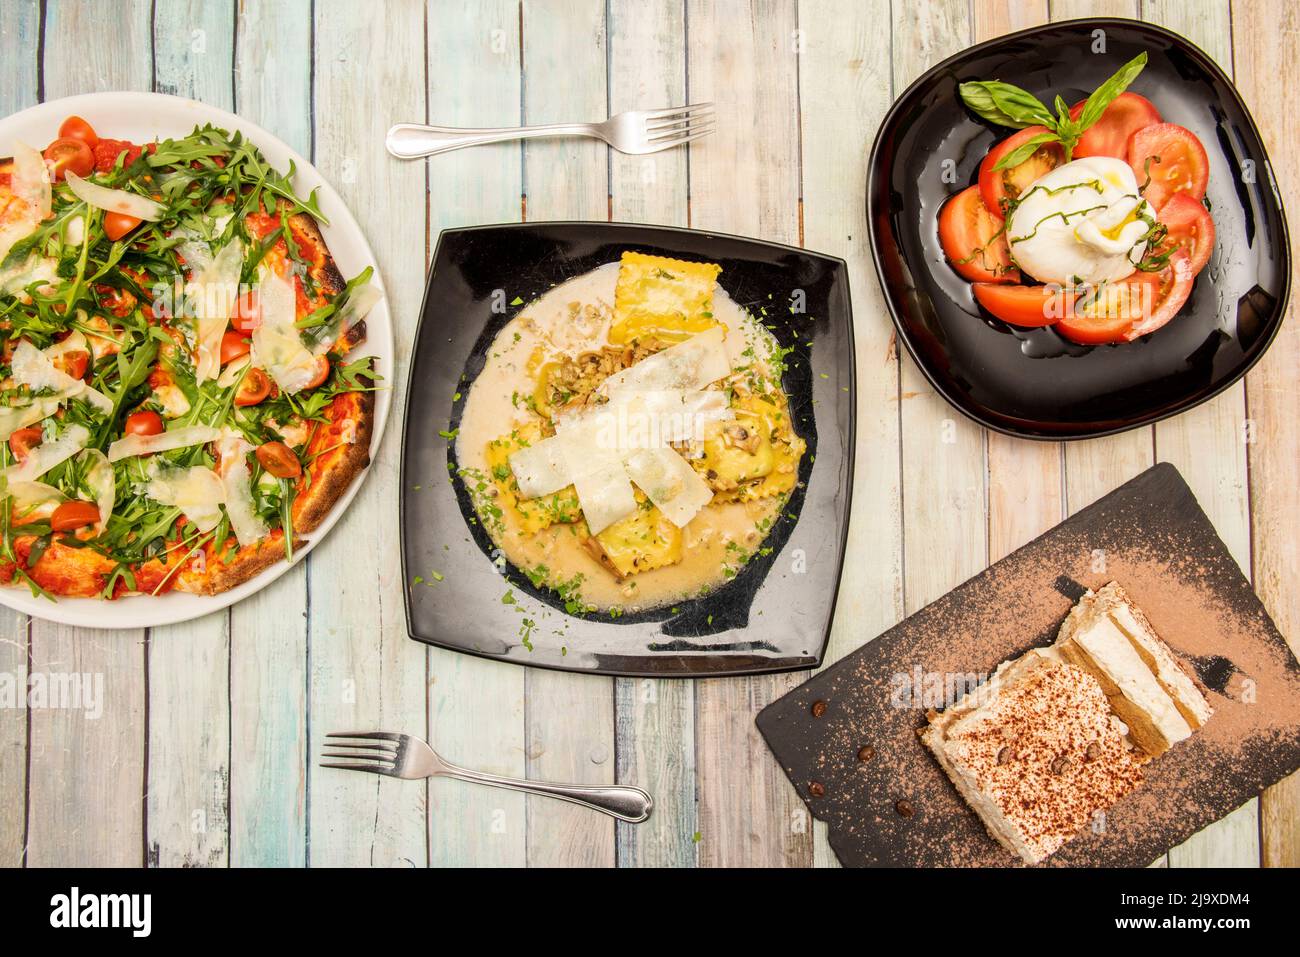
top-left (867, 17), bottom-right (1290, 439)
top-left (399, 223), bottom-right (855, 677)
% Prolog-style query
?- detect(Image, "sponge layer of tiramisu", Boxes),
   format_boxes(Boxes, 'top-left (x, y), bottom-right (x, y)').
top-left (1054, 582), bottom-right (1212, 757)
top-left (921, 650), bottom-right (1145, 865)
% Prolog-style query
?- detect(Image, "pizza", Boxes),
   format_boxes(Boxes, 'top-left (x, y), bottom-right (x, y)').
top-left (0, 115), bottom-right (380, 600)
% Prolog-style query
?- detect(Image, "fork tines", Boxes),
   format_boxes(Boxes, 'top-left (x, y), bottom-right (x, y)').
top-left (321, 731), bottom-right (402, 775)
top-left (643, 102), bottom-right (715, 146)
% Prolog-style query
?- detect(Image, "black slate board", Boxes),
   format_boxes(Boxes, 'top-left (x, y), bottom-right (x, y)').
top-left (757, 463), bottom-right (1300, 867)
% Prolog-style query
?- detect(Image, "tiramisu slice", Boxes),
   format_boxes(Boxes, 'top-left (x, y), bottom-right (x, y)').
top-left (922, 649), bottom-right (1145, 865)
top-left (1053, 582), bottom-right (1212, 757)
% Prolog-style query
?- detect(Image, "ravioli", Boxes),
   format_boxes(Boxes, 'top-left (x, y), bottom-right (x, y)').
top-left (702, 393), bottom-right (805, 503)
top-left (590, 495), bottom-right (683, 578)
top-left (610, 251), bottom-right (722, 345)
top-left (486, 423), bottom-right (581, 535)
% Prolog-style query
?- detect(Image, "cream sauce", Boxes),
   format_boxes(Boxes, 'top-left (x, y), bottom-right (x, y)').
top-left (456, 262), bottom-right (790, 612)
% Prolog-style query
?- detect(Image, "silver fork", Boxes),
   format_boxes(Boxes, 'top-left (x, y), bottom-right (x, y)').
top-left (385, 103), bottom-right (715, 159)
top-left (322, 731), bottom-right (654, 823)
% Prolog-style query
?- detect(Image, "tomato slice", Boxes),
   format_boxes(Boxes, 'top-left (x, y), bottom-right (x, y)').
top-left (220, 330), bottom-right (251, 365)
top-left (1154, 193), bottom-right (1215, 277)
top-left (231, 291), bottom-right (262, 333)
top-left (235, 368), bottom-right (272, 407)
top-left (58, 116), bottom-right (99, 148)
top-left (1128, 123), bottom-right (1209, 211)
top-left (43, 137), bottom-right (95, 181)
top-left (978, 126), bottom-right (1066, 218)
top-left (972, 282), bottom-right (1073, 328)
top-left (54, 348), bottom-right (90, 380)
top-left (1069, 92), bottom-right (1161, 159)
top-left (104, 211), bottom-right (142, 241)
top-left (8, 426), bottom-right (43, 461)
top-left (1054, 251), bottom-right (1195, 344)
top-left (124, 410), bottom-right (164, 436)
top-left (255, 441), bottom-right (302, 479)
top-left (50, 501), bottom-right (100, 533)
top-left (938, 186), bottom-right (1019, 283)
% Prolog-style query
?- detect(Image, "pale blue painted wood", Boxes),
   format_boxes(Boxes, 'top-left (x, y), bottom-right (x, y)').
top-left (607, 0), bottom-right (698, 869)
top-left (144, 0), bottom-right (236, 869)
top-left (0, 0), bottom-right (40, 869)
top-left (26, 0), bottom-right (153, 867)
top-left (306, 0), bottom-right (430, 867)
top-left (519, 0), bottom-right (617, 868)
top-left (227, 0), bottom-right (313, 869)
top-left (424, 0), bottom-right (528, 868)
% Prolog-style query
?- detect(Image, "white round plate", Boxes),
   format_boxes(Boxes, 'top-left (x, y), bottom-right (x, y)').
top-left (0, 92), bottom-right (393, 629)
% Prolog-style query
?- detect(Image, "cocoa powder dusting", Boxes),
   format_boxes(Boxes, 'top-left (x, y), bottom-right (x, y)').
top-left (771, 510), bottom-right (1300, 867)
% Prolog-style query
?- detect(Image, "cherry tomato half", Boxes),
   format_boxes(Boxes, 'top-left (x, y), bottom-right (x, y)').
top-left (255, 440), bottom-right (302, 479)
top-left (50, 501), bottom-right (101, 530)
top-left (220, 330), bottom-right (251, 365)
top-left (58, 115), bottom-right (100, 148)
top-left (50, 501), bottom-right (100, 533)
top-left (8, 426), bottom-right (43, 461)
top-left (234, 368), bottom-right (272, 407)
top-left (1128, 123), bottom-right (1210, 211)
top-left (104, 211), bottom-right (143, 241)
top-left (938, 186), bottom-right (1019, 283)
top-left (54, 348), bottom-right (90, 380)
top-left (231, 291), bottom-right (262, 334)
top-left (1069, 92), bottom-right (1161, 160)
top-left (978, 126), bottom-right (1065, 218)
top-left (124, 410), bottom-right (164, 436)
top-left (43, 137), bottom-right (95, 182)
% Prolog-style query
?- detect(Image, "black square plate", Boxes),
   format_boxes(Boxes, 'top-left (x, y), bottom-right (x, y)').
top-left (400, 223), bottom-right (855, 677)
top-left (867, 17), bottom-right (1290, 439)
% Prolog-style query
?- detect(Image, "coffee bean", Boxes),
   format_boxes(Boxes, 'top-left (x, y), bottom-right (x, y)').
top-left (810, 700), bottom-right (827, 718)
top-left (808, 781), bottom-right (825, 798)
top-left (895, 799), bottom-right (915, 818)
top-left (857, 745), bottom-right (875, 763)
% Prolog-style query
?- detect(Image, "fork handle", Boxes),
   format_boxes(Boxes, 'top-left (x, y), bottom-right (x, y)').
top-left (386, 122), bottom-right (595, 159)
top-left (437, 762), bottom-right (653, 823)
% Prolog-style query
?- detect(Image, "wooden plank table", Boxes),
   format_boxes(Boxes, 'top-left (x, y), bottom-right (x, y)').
top-left (0, 0), bottom-right (1294, 868)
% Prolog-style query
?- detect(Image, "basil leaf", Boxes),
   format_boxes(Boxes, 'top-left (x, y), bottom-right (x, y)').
top-left (991, 132), bottom-right (1061, 171)
top-left (959, 81), bottom-right (1053, 129)
top-left (1075, 52), bottom-right (1148, 133)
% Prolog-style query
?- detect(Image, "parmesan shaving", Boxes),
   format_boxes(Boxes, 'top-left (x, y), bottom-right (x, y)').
top-left (252, 266), bottom-right (320, 394)
top-left (107, 424), bottom-right (220, 463)
top-left (64, 170), bottom-right (165, 221)
top-left (216, 432), bottom-right (269, 546)
top-left (143, 462), bottom-right (226, 534)
top-left (190, 238), bottom-right (244, 383)
top-left (0, 424), bottom-right (90, 483)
